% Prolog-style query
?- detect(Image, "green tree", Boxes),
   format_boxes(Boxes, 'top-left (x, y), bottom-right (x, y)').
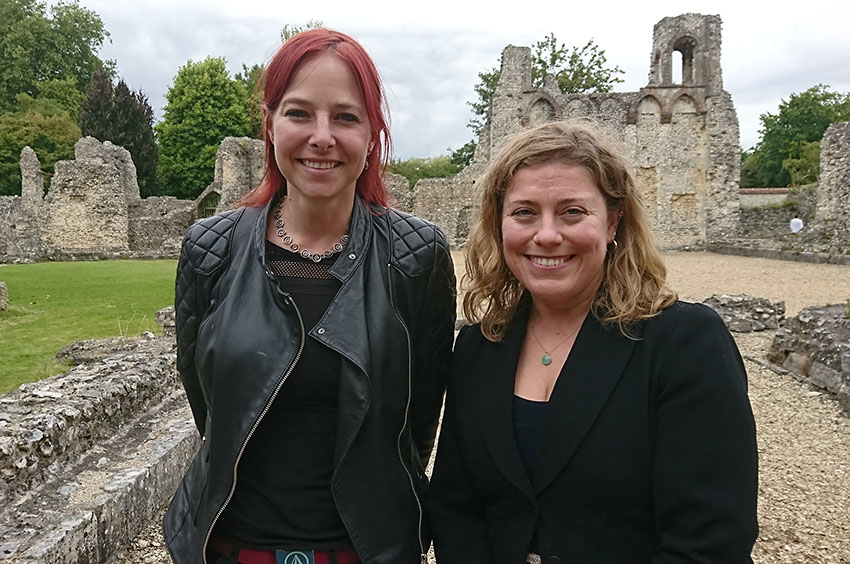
top-left (78, 70), bottom-right (159, 196)
top-left (235, 63), bottom-right (265, 138)
top-left (389, 156), bottom-right (462, 188)
top-left (0, 0), bottom-right (112, 113)
top-left (35, 76), bottom-right (84, 121)
top-left (465, 34), bottom-right (624, 143)
top-left (78, 67), bottom-right (113, 140)
top-left (0, 93), bottom-right (80, 196)
top-left (110, 81), bottom-right (158, 197)
top-left (281, 20), bottom-right (324, 42)
top-left (156, 57), bottom-right (252, 199)
top-left (742, 85), bottom-right (850, 187)
top-left (449, 141), bottom-right (477, 169)
top-left (531, 36), bottom-right (624, 94)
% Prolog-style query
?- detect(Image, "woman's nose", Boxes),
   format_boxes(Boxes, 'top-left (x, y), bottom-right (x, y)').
top-left (309, 116), bottom-right (335, 150)
top-left (533, 215), bottom-right (564, 246)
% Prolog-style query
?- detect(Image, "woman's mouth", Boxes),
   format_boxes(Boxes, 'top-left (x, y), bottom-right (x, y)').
top-left (528, 255), bottom-right (570, 267)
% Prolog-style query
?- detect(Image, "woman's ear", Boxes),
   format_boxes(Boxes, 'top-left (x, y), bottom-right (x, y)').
top-left (262, 104), bottom-right (273, 144)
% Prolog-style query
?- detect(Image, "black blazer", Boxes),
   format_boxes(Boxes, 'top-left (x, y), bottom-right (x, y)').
top-left (427, 301), bottom-right (758, 564)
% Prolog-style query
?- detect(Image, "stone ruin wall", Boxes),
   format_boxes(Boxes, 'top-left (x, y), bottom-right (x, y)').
top-left (1, 13), bottom-right (849, 263)
top-left (0, 137), bottom-right (267, 263)
top-left (411, 13), bottom-right (741, 249)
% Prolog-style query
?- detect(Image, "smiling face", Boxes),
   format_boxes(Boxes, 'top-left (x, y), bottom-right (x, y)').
top-left (266, 52), bottom-right (373, 207)
top-left (501, 162), bottom-right (620, 314)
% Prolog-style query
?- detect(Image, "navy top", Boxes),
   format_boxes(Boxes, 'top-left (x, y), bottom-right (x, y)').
top-left (513, 394), bottom-right (547, 481)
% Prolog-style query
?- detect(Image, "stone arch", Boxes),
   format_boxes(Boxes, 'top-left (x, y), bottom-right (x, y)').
top-left (526, 95), bottom-right (557, 127)
top-left (198, 191), bottom-right (221, 218)
top-left (561, 98), bottom-right (595, 121)
top-left (672, 93), bottom-right (698, 114)
top-left (636, 95), bottom-right (662, 124)
top-left (671, 36), bottom-right (698, 85)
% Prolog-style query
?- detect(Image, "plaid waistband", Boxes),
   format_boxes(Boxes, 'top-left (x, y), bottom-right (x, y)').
top-left (209, 537), bottom-right (360, 564)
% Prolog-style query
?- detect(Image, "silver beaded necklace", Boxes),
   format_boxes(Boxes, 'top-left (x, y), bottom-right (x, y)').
top-left (273, 196), bottom-right (350, 263)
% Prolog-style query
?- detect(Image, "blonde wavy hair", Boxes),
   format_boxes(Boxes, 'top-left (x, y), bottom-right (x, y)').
top-left (463, 121), bottom-right (677, 341)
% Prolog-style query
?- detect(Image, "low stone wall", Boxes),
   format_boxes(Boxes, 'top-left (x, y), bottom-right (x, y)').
top-left (0, 308), bottom-right (198, 563)
top-left (768, 304), bottom-right (850, 408)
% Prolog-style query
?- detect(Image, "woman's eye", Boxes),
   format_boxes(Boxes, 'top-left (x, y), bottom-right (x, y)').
top-left (284, 109), bottom-right (309, 118)
top-left (564, 208), bottom-right (586, 217)
top-left (337, 112), bottom-right (360, 123)
top-left (510, 208), bottom-right (534, 217)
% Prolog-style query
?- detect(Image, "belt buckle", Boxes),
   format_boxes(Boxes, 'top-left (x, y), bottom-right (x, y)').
top-left (526, 554), bottom-right (542, 564)
top-left (275, 550), bottom-right (315, 564)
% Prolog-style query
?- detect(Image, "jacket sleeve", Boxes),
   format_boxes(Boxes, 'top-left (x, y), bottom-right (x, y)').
top-left (426, 325), bottom-right (491, 563)
top-left (173, 211), bottom-right (238, 436)
top-left (650, 303), bottom-right (759, 563)
top-left (174, 227), bottom-right (209, 436)
top-left (409, 224), bottom-right (457, 467)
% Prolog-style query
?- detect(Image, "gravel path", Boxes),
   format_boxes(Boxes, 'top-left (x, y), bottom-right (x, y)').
top-left (118, 251), bottom-right (850, 564)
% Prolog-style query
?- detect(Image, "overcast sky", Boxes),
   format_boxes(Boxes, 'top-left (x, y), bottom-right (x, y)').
top-left (78, 0), bottom-right (850, 159)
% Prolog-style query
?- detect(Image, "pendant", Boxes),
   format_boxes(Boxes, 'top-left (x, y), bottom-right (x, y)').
top-left (541, 353), bottom-right (552, 366)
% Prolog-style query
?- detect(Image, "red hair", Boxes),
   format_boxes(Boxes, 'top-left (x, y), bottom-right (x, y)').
top-left (238, 29), bottom-right (391, 208)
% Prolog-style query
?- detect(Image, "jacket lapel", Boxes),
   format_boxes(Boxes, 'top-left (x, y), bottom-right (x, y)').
top-left (478, 315), bottom-right (536, 500)
top-left (533, 314), bottom-right (637, 493)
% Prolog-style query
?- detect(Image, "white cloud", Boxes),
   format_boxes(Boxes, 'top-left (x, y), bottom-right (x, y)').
top-left (82, 0), bottom-right (850, 157)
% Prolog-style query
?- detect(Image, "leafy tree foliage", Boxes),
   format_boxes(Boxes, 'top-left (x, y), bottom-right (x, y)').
top-left (35, 77), bottom-right (84, 121)
top-left (531, 35), bottom-right (624, 94)
top-left (0, 0), bottom-right (112, 113)
top-left (235, 63), bottom-right (265, 138)
top-left (281, 20), bottom-right (324, 42)
top-left (0, 94), bottom-right (80, 196)
top-left (78, 70), bottom-right (159, 196)
top-left (741, 85), bottom-right (850, 187)
top-left (389, 156), bottom-right (462, 188)
top-left (78, 67), bottom-right (113, 140)
top-left (465, 34), bottom-right (624, 150)
top-left (449, 141), bottom-right (477, 169)
top-left (156, 57), bottom-right (252, 199)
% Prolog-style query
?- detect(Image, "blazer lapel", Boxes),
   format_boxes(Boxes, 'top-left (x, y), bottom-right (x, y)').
top-left (478, 317), bottom-right (536, 500)
top-left (533, 314), bottom-right (637, 493)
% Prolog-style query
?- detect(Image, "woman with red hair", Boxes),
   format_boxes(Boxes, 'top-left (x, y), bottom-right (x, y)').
top-left (164, 29), bottom-right (456, 564)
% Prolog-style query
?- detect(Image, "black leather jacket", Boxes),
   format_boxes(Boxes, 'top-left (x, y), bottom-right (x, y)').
top-left (163, 196), bottom-right (456, 564)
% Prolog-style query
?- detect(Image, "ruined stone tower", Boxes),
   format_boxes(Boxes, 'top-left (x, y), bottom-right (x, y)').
top-left (412, 13), bottom-right (742, 249)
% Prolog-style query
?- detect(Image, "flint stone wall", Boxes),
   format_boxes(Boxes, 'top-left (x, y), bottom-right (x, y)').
top-left (419, 14), bottom-right (740, 249)
top-left (768, 304), bottom-right (850, 405)
top-left (702, 294), bottom-right (786, 332)
top-left (0, 306), bottom-right (197, 564)
top-left (0, 281), bottom-right (7, 311)
top-left (0, 336), bottom-right (176, 501)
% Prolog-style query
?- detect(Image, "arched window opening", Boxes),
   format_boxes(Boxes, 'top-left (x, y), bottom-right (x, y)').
top-left (199, 192), bottom-right (220, 218)
top-left (672, 51), bottom-right (683, 84)
top-left (672, 37), bottom-right (697, 85)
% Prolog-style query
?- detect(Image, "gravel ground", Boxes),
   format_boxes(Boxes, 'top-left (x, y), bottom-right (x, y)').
top-left (117, 251), bottom-right (850, 564)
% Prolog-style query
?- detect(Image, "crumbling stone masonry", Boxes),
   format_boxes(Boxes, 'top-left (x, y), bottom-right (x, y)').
top-left (410, 13), bottom-right (741, 248)
top-left (768, 304), bottom-right (850, 407)
top-left (815, 122), bottom-right (850, 241)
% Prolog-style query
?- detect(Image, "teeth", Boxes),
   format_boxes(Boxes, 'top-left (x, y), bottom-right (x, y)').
top-left (530, 256), bottom-right (568, 267)
top-left (302, 160), bottom-right (337, 169)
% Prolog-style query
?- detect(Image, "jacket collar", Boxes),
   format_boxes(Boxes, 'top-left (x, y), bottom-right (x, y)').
top-left (478, 302), bottom-right (637, 498)
top-left (250, 192), bottom-right (376, 282)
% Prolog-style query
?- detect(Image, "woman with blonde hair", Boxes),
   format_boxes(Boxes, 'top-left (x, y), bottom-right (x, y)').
top-left (427, 121), bottom-right (758, 563)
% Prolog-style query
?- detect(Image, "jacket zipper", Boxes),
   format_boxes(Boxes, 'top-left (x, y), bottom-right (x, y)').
top-left (201, 279), bottom-right (305, 564)
top-left (386, 263), bottom-right (427, 561)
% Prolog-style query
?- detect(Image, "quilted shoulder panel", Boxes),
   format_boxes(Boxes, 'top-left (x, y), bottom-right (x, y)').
top-left (387, 209), bottom-right (448, 276)
top-left (182, 208), bottom-right (243, 275)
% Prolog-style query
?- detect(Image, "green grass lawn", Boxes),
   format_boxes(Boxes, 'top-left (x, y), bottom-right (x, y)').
top-left (0, 259), bottom-right (177, 394)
